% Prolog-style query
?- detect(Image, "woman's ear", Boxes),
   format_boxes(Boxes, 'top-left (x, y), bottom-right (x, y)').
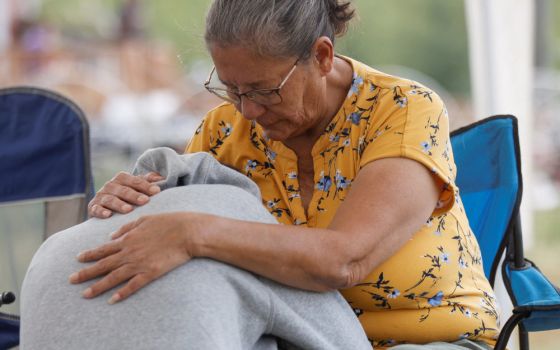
top-left (312, 36), bottom-right (335, 76)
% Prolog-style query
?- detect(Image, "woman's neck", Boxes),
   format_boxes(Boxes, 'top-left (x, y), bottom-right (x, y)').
top-left (326, 55), bottom-right (353, 118)
top-left (283, 56), bottom-right (353, 157)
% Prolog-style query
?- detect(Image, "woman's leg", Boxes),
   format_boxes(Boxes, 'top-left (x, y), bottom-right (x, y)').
top-left (389, 339), bottom-right (492, 350)
top-left (20, 185), bottom-right (370, 350)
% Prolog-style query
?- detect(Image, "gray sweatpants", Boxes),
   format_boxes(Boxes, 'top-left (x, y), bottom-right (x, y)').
top-left (20, 184), bottom-right (371, 350)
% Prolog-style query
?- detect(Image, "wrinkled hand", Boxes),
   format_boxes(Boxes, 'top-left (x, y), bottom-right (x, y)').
top-left (88, 172), bottom-right (164, 218)
top-left (69, 213), bottom-right (196, 304)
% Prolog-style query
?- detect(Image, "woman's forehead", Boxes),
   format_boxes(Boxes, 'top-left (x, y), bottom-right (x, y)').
top-left (209, 44), bottom-right (293, 87)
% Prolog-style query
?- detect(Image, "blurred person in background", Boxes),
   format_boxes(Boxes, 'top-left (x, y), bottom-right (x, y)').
top-left (118, 0), bottom-right (145, 42)
top-left (32, 0), bottom-right (501, 348)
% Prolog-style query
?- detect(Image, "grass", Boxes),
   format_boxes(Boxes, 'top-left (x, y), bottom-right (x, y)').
top-left (524, 206), bottom-right (560, 350)
top-left (528, 207), bottom-right (560, 285)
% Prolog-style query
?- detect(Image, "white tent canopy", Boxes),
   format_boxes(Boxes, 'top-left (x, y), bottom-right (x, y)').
top-left (465, 1), bottom-right (535, 349)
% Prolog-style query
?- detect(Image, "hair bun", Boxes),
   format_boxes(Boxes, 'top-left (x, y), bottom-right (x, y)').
top-left (325, 0), bottom-right (355, 37)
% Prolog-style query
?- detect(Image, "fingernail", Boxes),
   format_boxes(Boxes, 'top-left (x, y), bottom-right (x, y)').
top-left (149, 185), bottom-right (160, 194)
top-left (76, 252), bottom-right (85, 261)
top-left (69, 272), bottom-right (78, 283)
top-left (137, 195), bottom-right (149, 203)
top-left (110, 231), bottom-right (118, 239)
top-left (102, 210), bottom-right (111, 217)
top-left (82, 288), bottom-right (92, 298)
top-left (122, 204), bottom-right (132, 211)
top-left (108, 293), bottom-right (121, 305)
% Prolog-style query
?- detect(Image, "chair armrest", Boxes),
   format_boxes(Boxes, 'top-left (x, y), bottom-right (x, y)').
top-left (503, 259), bottom-right (560, 332)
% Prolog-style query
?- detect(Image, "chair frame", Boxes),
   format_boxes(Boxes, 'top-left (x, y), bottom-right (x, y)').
top-left (0, 86), bottom-right (94, 349)
top-left (0, 86), bottom-right (94, 211)
top-left (451, 115), bottom-right (557, 350)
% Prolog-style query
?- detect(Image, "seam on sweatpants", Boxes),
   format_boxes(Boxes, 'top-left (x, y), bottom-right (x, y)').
top-left (264, 281), bottom-right (276, 335)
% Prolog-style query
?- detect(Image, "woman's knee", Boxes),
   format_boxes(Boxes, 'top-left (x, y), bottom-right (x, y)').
top-left (172, 258), bottom-right (259, 292)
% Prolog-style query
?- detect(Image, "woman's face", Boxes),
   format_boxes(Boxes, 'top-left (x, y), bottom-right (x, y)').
top-left (208, 44), bottom-right (327, 142)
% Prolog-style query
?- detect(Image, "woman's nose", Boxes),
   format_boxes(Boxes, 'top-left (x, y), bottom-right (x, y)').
top-left (239, 97), bottom-right (266, 121)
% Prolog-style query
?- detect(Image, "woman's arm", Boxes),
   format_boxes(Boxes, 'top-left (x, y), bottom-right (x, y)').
top-left (71, 157), bottom-right (440, 302)
top-left (193, 156), bottom-right (441, 291)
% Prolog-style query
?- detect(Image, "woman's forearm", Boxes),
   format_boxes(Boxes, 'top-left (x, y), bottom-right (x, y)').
top-left (188, 213), bottom-right (357, 292)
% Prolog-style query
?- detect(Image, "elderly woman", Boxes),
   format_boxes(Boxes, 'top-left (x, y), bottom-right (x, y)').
top-left (68, 0), bottom-right (499, 349)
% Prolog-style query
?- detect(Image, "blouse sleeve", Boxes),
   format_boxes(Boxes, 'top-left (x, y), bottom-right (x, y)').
top-left (359, 85), bottom-right (456, 214)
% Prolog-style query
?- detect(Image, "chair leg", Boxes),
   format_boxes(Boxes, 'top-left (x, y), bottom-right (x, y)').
top-left (494, 313), bottom-right (527, 350)
top-left (518, 324), bottom-right (529, 350)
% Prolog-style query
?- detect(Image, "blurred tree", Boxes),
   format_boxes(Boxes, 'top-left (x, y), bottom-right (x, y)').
top-left (554, 0), bottom-right (560, 69)
top-left (337, 0), bottom-right (470, 95)
top-left (143, 0), bottom-right (209, 62)
top-left (40, 0), bottom-right (121, 39)
top-left (38, 0), bottom-right (470, 94)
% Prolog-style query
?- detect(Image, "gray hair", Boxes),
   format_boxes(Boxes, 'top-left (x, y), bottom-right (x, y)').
top-left (205, 0), bottom-right (355, 60)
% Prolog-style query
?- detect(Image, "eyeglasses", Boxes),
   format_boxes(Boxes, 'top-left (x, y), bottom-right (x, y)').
top-left (204, 59), bottom-right (299, 106)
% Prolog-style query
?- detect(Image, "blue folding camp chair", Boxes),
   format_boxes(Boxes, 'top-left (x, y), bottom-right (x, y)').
top-left (0, 86), bottom-right (94, 349)
top-left (451, 115), bottom-right (560, 350)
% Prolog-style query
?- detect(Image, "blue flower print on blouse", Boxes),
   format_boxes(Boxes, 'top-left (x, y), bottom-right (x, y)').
top-left (348, 112), bottom-right (362, 125)
top-left (221, 122), bottom-right (233, 136)
top-left (347, 73), bottom-right (364, 97)
top-left (316, 172), bottom-right (332, 192)
top-left (440, 251), bottom-right (450, 264)
top-left (335, 170), bottom-right (351, 191)
top-left (245, 159), bottom-right (258, 172)
top-left (420, 141), bottom-right (432, 155)
top-left (428, 291), bottom-right (444, 307)
top-left (266, 149), bottom-right (277, 161)
top-left (387, 289), bottom-right (400, 299)
top-left (329, 134), bottom-right (341, 142)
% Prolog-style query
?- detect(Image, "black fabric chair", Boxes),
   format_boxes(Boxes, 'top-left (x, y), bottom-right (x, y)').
top-left (0, 87), bottom-right (94, 349)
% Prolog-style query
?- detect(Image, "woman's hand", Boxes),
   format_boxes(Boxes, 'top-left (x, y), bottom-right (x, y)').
top-left (88, 172), bottom-right (164, 218)
top-left (69, 212), bottom-right (198, 304)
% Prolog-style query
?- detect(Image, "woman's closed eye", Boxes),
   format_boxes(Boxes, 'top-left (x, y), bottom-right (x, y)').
top-left (248, 89), bottom-right (276, 99)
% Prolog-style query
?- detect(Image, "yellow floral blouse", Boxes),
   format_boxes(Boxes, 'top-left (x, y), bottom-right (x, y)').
top-left (186, 56), bottom-right (500, 348)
